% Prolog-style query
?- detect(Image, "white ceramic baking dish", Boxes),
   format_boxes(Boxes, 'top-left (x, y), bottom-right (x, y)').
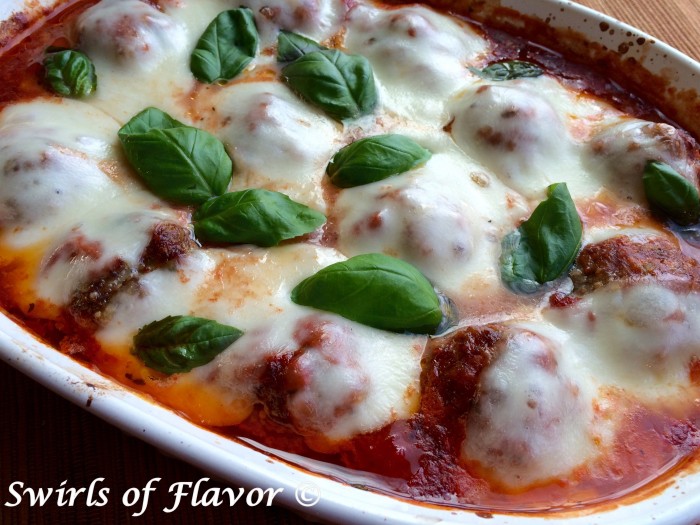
top-left (1, 1), bottom-right (700, 523)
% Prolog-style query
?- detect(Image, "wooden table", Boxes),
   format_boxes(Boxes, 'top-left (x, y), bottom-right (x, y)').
top-left (580, 0), bottom-right (700, 62)
top-left (2, 1), bottom-right (699, 523)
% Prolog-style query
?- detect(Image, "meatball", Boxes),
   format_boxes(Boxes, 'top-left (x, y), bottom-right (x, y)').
top-left (77, 0), bottom-right (187, 70)
top-left (463, 325), bottom-right (601, 489)
top-left (450, 80), bottom-right (578, 198)
top-left (345, 4), bottom-right (487, 121)
top-left (587, 118), bottom-right (700, 200)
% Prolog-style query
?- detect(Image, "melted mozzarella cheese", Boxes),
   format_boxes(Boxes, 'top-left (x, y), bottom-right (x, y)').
top-left (0, 99), bottom-right (126, 247)
top-left (77, 0), bottom-right (188, 71)
top-left (98, 239), bottom-right (423, 438)
top-left (37, 207), bottom-right (181, 307)
top-left (333, 137), bottom-right (527, 298)
top-left (97, 243), bottom-right (345, 347)
top-left (583, 226), bottom-right (666, 245)
top-left (2, 0), bottom-right (699, 501)
top-left (344, 3), bottom-right (488, 122)
top-left (167, 0), bottom-right (345, 47)
top-left (585, 117), bottom-right (699, 201)
top-left (449, 76), bottom-right (617, 200)
top-left (98, 239), bottom-right (424, 438)
top-left (96, 249), bottom-right (217, 348)
top-left (77, 0), bottom-right (192, 121)
top-left (161, 0), bottom-right (240, 41)
top-left (463, 323), bottom-right (607, 489)
top-left (194, 310), bottom-right (424, 440)
top-left (233, 0), bottom-right (347, 43)
top-left (192, 244), bottom-right (346, 329)
top-left (545, 282), bottom-right (700, 398)
top-left (204, 81), bottom-right (341, 211)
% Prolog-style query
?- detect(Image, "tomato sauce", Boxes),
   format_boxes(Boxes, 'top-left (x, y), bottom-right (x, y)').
top-left (0, 0), bottom-right (99, 107)
top-left (1, 0), bottom-right (700, 516)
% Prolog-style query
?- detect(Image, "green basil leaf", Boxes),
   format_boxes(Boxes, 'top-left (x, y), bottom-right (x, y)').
top-left (277, 30), bottom-right (326, 62)
top-left (43, 49), bottom-right (97, 98)
top-left (191, 8), bottom-right (259, 84)
top-left (282, 49), bottom-right (377, 122)
top-left (326, 134), bottom-right (432, 188)
top-left (291, 253), bottom-right (443, 334)
top-left (193, 189), bottom-right (326, 246)
top-left (500, 183), bottom-right (582, 293)
top-left (470, 60), bottom-right (543, 81)
top-left (119, 106), bottom-right (185, 135)
top-left (119, 108), bottom-right (233, 205)
top-left (643, 160), bottom-right (700, 225)
top-left (133, 315), bottom-right (243, 375)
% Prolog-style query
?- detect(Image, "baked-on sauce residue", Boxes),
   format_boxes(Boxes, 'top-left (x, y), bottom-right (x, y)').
top-left (1, 0), bottom-right (700, 516)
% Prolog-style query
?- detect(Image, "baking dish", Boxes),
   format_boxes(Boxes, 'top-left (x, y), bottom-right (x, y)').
top-left (2, 1), bottom-right (700, 523)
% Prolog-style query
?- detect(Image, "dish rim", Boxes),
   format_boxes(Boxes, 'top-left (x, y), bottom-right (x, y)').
top-left (2, 0), bottom-right (700, 523)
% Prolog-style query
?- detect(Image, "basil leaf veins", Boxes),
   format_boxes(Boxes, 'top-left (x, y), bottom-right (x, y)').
top-left (119, 107), bottom-right (233, 205)
top-left (291, 253), bottom-right (443, 334)
top-left (327, 134), bottom-right (432, 188)
top-left (191, 8), bottom-right (259, 84)
top-left (133, 315), bottom-right (243, 375)
top-left (500, 183), bottom-right (582, 294)
top-left (470, 60), bottom-right (543, 81)
top-left (277, 30), bottom-right (326, 62)
top-left (43, 48), bottom-right (97, 98)
top-left (282, 49), bottom-right (377, 122)
top-left (119, 106), bottom-right (184, 135)
top-left (643, 160), bottom-right (700, 225)
top-left (193, 189), bottom-right (326, 246)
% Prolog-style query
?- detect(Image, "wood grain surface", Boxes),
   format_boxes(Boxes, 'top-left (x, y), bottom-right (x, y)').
top-left (577, 0), bottom-right (700, 61)
top-left (2, 1), bottom-right (700, 524)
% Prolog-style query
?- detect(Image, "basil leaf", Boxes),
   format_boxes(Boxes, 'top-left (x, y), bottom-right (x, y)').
top-left (119, 108), bottom-right (233, 205)
top-left (43, 49), bottom-right (97, 98)
top-left (282, 49), bottom-right (377, 122)
top-left (327, 134), bottom-right (432, 188)
top-left (291, 253), bottom-right (443, 334)
top-left (643, 161), bottom-right (700, 225)
top-left (277, 30), bottom-right (326, 62)
top-left (470, 60), bottom-right (543, 81)
top-left (133, 315), bottom-right (243, 375)
top-left (500, 183), bottom-right (582, 293)
top-left (119, 106), bottom-right (185, 135)
top-left (193, 189), bottom-right (326, 246)
top-left (191, 9), bottom-right (259, 84)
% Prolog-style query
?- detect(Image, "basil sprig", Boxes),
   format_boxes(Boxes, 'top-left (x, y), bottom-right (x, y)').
top-left (643, 160), bottom-right (700, 225)
top-left (470, 60), bottom-right (543, 81)
top-left (326, 134), bottom-right (432, 188)
top-left (119, 107), bottom-right (233, 205)
top-left (277, 31), bottom-right (326, 62)
top-left (43, 48), bottom-right (97, 98)
top-left (193, 189), bottom-right (326, 246)
top-left (191, 9), bottom-right (259, 84)
top-left (291, 253), bottom-right (443, 334)
top-left (500, 183), bottom-right (582, 293)
top-left (282, 49), bottom-right (377, 122)
top-left (133, 315), bottom-right (243, 375)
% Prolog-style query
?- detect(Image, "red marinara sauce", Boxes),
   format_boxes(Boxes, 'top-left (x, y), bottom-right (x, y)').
top-left (1, 0), bottom-right (700, 516)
